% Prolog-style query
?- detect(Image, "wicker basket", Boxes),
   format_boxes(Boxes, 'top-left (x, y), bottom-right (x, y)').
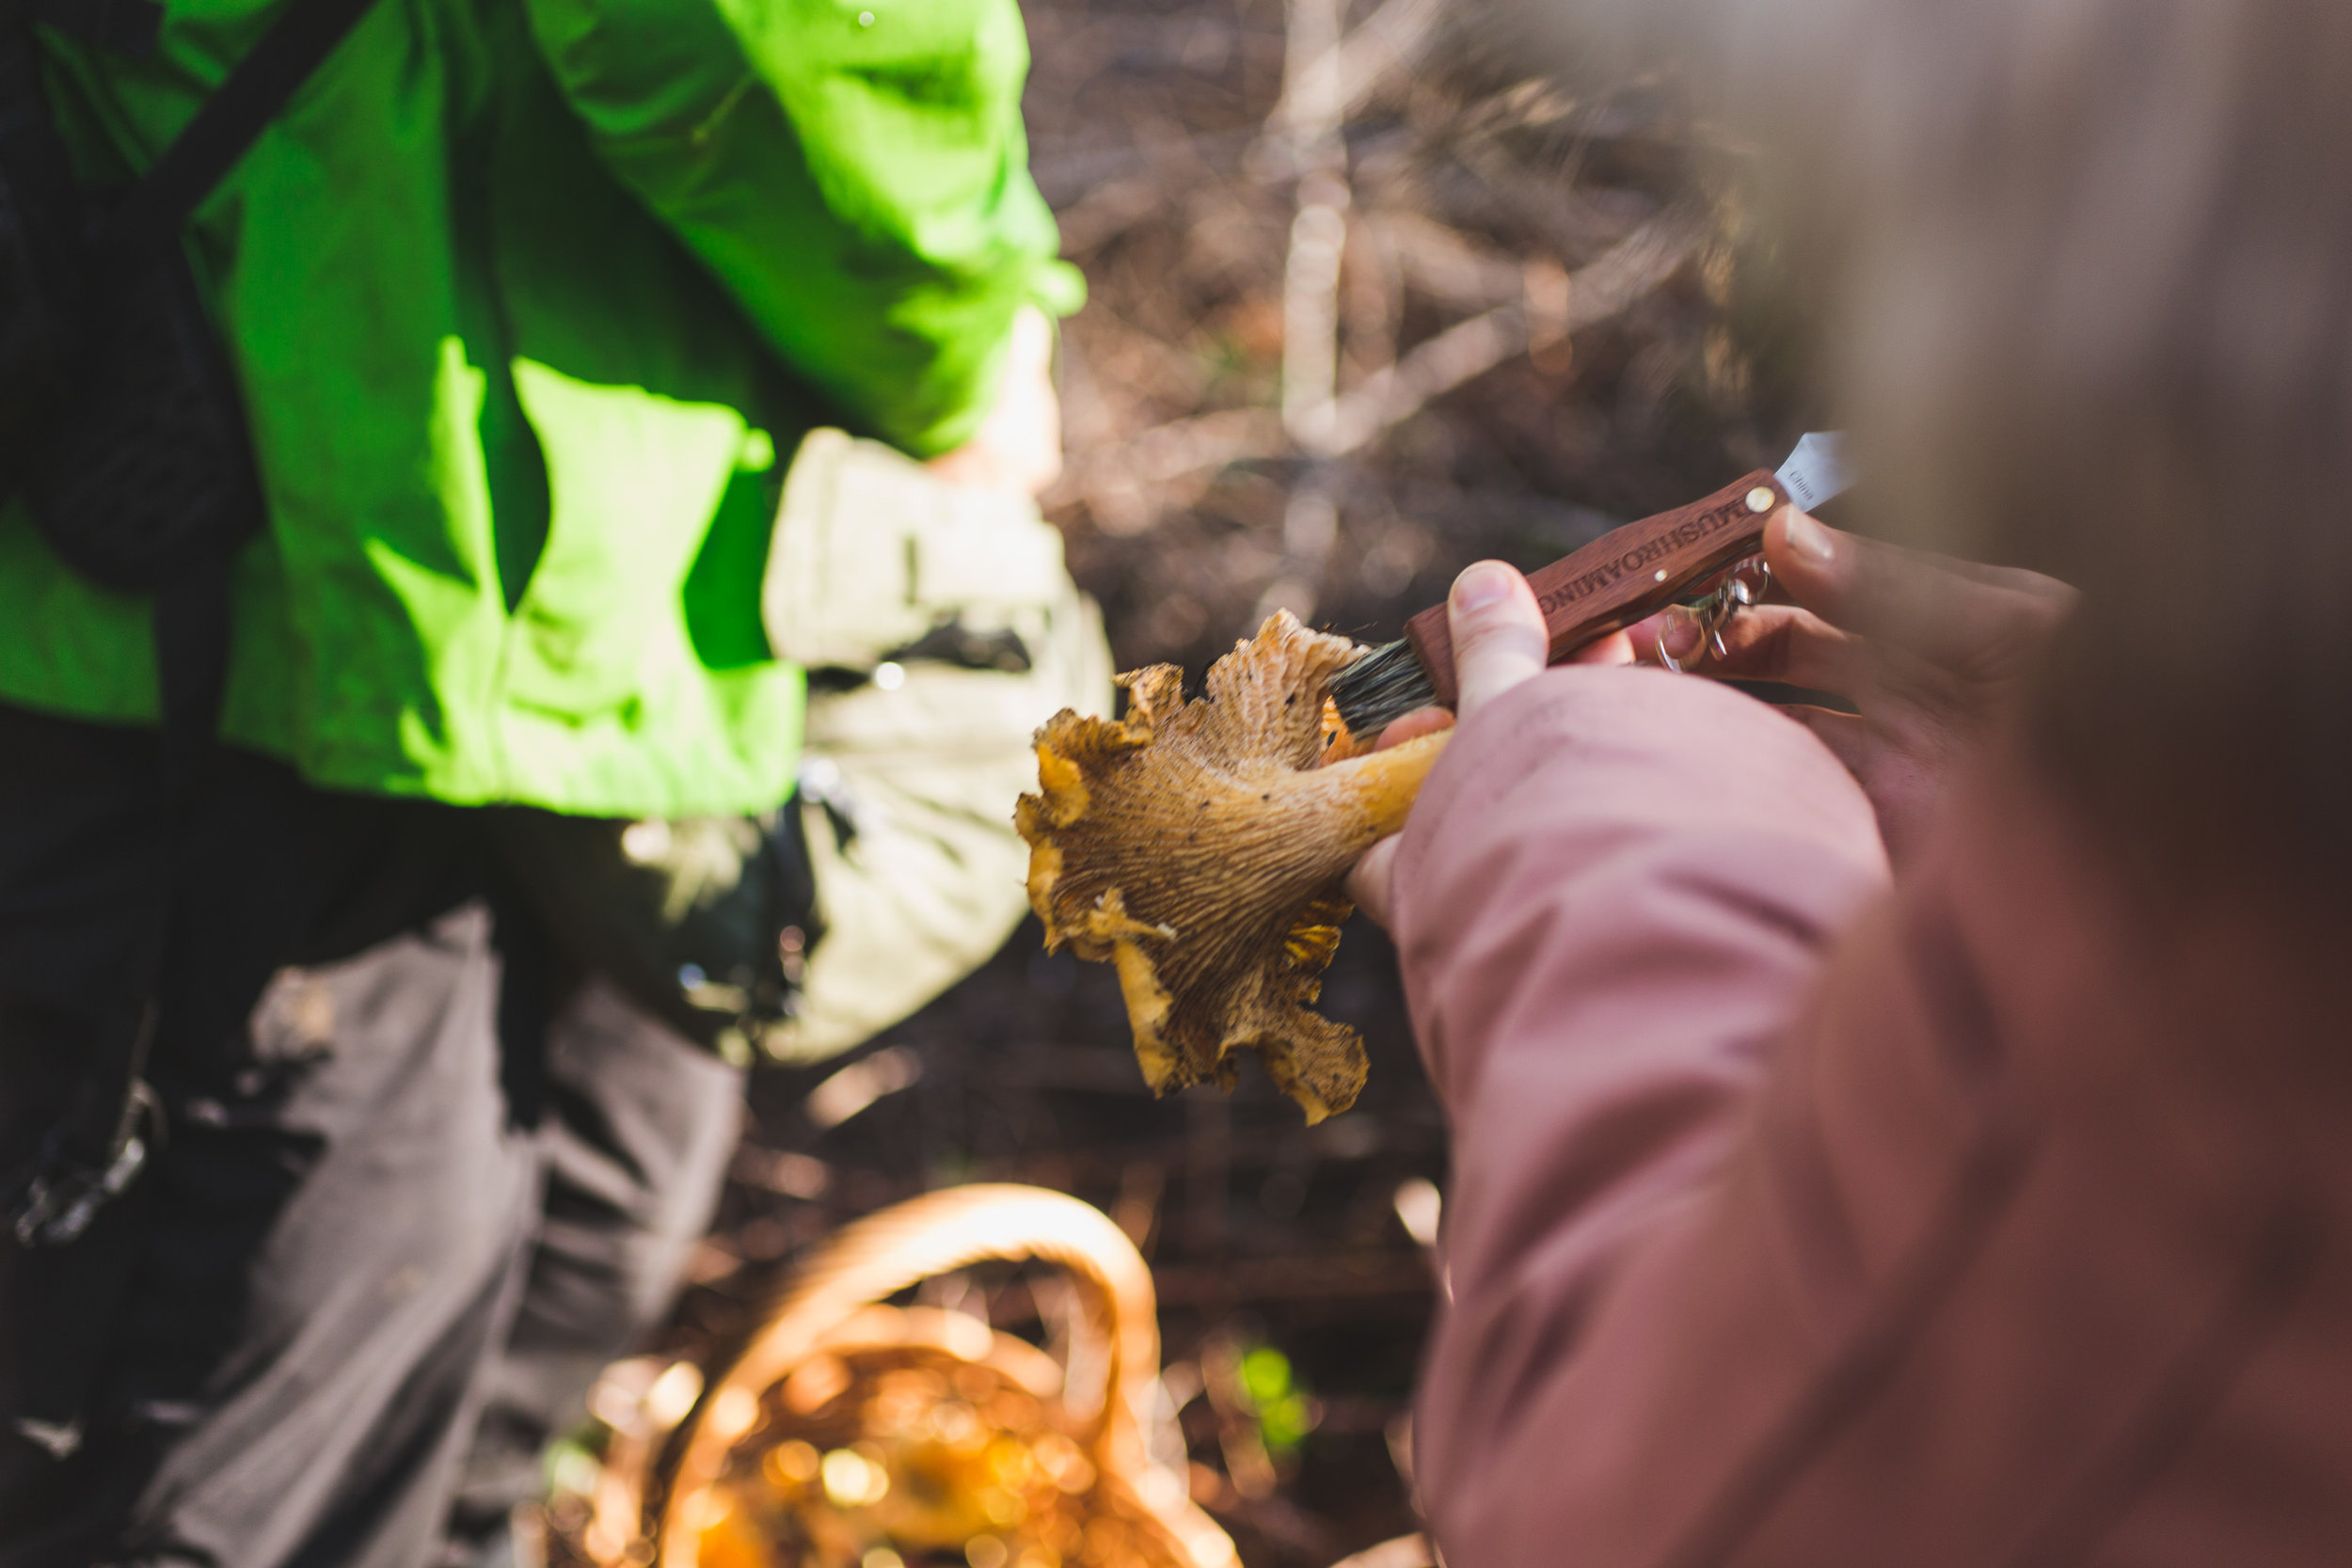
top-left (589, 1184), bottom-right (1238, 1568)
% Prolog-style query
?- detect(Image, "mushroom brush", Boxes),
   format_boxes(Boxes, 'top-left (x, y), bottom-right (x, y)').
top-left (1016, 613), bottom-right (1448, 1122)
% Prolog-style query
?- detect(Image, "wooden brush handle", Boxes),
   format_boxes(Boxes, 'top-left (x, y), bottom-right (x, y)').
top-left (1402, 469), bottom-right (1786, 707)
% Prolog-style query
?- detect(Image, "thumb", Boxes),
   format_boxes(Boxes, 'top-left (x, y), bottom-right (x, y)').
top-left (1448, 561), bottom-right (1549, 718)
top-left (1762, 505), bottom-right (1851, 618)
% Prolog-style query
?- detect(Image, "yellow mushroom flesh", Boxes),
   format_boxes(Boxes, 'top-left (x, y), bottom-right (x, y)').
top-left (1015, 612), bottom-right (1449, 1121)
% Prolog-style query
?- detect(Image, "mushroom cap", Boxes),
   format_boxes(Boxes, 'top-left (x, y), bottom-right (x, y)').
top-left (1015, 612), bottom-right (1448, 1121)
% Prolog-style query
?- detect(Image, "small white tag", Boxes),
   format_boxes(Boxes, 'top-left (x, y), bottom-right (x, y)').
top-left (1775, 432), bottom-right (1852, 515)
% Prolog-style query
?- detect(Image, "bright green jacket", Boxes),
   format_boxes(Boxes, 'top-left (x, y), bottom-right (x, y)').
top-left (0, 0), bottom-right (1079, 816)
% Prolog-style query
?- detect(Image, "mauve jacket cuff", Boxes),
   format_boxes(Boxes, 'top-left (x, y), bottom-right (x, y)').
top-left (1388, 666), bottom-right (1891, 1110)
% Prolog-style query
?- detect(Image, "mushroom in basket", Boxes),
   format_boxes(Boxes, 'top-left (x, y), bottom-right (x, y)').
top-left (585, 1185), bottom-right (1238, 1568)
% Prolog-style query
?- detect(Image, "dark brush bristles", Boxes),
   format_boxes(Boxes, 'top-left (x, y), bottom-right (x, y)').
top-left (1328, 638), bottom-right (1439, 740)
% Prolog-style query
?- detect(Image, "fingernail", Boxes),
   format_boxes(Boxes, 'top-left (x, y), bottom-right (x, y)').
top-left (1658, 611), bottom-right (1703, 663)
top-left (1782, 508), bottom-right (1836, 568)
top-left (1452, 562), bottom-right (1514, 613)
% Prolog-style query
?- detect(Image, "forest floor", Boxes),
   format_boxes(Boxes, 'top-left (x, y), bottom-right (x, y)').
top-left (567, 3), bottom-right (1803, 1563)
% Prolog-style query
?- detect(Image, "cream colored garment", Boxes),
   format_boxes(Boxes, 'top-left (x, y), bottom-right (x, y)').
top-left (758, 430), bottom-right (1114, 1062)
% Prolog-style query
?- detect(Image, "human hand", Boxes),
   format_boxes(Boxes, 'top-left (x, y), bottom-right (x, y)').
top-left (1345, 561), bottom-right (1632, 927)
top-left (1633, 507), bottom-right (2073, 862)
top-left (925, 305), bottom-right (1062, 499)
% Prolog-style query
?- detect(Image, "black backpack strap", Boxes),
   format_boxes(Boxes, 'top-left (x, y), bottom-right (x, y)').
top-left (119, 0), bottom-right (386, 779)
top-left (103, 0), bottom-right (382, 254)
top-left (4, 0), bottom-right (382, 1255)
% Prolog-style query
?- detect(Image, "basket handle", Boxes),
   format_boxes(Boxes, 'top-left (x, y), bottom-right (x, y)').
top-left (668, 1185), bottom-right (1162, 1501)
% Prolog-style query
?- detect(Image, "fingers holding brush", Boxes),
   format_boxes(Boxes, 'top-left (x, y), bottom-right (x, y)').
top-left (1442, 562), bottom-right (1550, 716)
top-left (1366, 560), bottom-right (1634, 752)
top-left (1352, 562), bottom-right (1557, 926)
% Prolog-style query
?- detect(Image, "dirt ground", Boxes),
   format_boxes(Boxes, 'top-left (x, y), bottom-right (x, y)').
top-left (610, 3), bottom-right (1803, 1563)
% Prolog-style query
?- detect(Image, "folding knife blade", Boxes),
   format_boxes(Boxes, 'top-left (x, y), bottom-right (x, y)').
top-left (1775, 432), bottom-right (1851, 515)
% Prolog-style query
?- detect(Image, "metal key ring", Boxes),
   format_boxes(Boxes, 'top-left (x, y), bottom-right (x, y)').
top-left (1655, 556), bottom-right (1772, 673)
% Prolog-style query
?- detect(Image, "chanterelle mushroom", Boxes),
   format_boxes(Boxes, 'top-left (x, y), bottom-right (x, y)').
top-left (1015, 612), bottom-right (1448, 1122)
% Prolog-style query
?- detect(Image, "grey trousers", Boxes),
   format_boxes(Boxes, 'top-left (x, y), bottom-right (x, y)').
top-left (442, 976), bottom-right (743, 1561)
top-left (0, 706), bottom-right (743, 1568)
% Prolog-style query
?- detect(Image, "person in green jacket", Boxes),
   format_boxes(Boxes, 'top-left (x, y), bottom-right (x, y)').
top-left (0, 0), bottom-right (1081, 1560)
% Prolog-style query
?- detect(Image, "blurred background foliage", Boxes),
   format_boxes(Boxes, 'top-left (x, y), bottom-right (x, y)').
top-left (1026, 0), bottom-right (1812, 675)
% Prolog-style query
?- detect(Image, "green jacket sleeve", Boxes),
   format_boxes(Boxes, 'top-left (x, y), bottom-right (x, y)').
top-left (520, 0), bottom-right (1081, 457)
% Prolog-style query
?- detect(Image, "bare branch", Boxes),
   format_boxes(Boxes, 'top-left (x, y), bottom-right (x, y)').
top-left (1053, 408), bottom-right (1289, 534)
top-left (1268, 0), bottom-right (1444, 133)
top-left (1324, 305), bottom-right (1527, 455)
top-left (1370, 211), bottom-right (1525, 310)
top-left (1271, 0), bottom-right (1354, 617)
top-left (1324, 213), bottom-right (1701, 452)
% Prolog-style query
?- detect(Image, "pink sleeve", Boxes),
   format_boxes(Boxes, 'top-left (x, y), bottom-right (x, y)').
top-left (1389, 667), bottom-right (1889, 1563)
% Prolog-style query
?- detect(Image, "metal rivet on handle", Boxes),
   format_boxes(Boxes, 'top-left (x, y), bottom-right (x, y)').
top-left (1745, 486), bottom-right (1775, 514)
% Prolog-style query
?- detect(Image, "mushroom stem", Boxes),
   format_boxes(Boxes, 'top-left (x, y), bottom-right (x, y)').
top-left (1310, 730), bottom-right (1450, 846)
